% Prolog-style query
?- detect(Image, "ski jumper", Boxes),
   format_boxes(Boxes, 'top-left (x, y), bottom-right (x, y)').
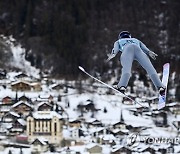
top-left (111, 38), bottom-right (164, 89)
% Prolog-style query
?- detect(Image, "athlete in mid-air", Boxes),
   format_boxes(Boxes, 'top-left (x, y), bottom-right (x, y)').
top-left (107, 31), bottom-right (165, 94)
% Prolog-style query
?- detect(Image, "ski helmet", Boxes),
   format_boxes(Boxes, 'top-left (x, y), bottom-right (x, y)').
top-left (118, 31), bottom-right (131, 39)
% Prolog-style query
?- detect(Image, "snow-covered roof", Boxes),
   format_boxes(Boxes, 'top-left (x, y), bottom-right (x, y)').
top-left (12, 101), bottom-right (33, 109)
top-left (17, 118), bottom-right (26, 126)
top-left (32, 111), bottom-right (62, 119)
top-left (32, 137), bottom-right (48, 145)
top-left (86, 143), bottom-right (102, 149)
top-left (9, 111), bottom-right (20, 118)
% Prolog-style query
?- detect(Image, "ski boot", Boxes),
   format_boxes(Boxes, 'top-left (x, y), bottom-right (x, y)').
top-left (114, 85), bottom-right (126, 94)
top-left (159, 87), bottom-right (166, 95)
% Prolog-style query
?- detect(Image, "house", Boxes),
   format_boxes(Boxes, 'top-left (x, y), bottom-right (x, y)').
top-left (69, 119), bottom-right (82, 128)
top-left (51, 84), bottom-right (64, 91)
top-left (37, 102), bottom-right (53, 111)
top-left (86, 143), bottom-right (102, 154)
top-left (37, 94), bottom-right (54, 104)
top-left (31, 82), bottom-right (42, 91)
top-left (112, 121), bottom-right (127, 130)
top-left (12, 101), bottom-right (33, 117)
top-left (15, 73), bottom-right (28, 80)
top-left (152, 110), bottom-right (168, 127)
top-left (111, 129), bottom-right (129, 137)
top-left (70, 127), bottom-right (84, 139)
top-left (19, 95), bottom-right (31, 102)
top-left (11, 81), bottom-right (32, 91)
top-left (167, 102), bottom-right (180, 115)
top-left (2, 112), bottom-right (20, 123)
top-left (111, 145), bottom-right (132, 154)
top-left (141, 146), bottom-right (156, 154)
top-left (90, 127), bottom-right (111, 138)
top-left (1, 96), bottom-right (13, 104)
top-left (86, 118), bottom-right (103, 128)
top-left (9, 118), bottom-right (26, 134)
top-left (100, 134), bottom-right (116, 145)
top-left (27, 111), bottom-right (63, 145)
top-left (0, 103), bottom-right (12, 117)
top-left (31, 138), bottom-right (48, 153)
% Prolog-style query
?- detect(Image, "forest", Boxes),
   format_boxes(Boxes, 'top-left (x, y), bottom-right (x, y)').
top-left (0, 0), bottom-right (180, 78)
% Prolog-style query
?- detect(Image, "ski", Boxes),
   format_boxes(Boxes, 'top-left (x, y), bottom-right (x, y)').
top-left (79, 66), bottom-right (148, 108)
top-left (158, 63), bottom-right (170, 110)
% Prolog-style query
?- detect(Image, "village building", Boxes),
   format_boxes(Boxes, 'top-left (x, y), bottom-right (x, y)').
top-left (15, 73), bottom-right (28, 80)
top-left (68, 119), bottom-right (82, 128)
top-left (112, 121), bottom-right (127, 130)
top-left (86, 143), bottom-right (102, 154)
top-left (37, 102), bottom-right (53, 111)
top-left (111, 145), bottom-right (132, 154)
top-left (2, 111), bottom-right (20, 123)
top-left (12, 101), bottom-right (33, 117)
top-left (11, 81), bottom-right (32, 91)
top-left (18, 95), bottom-right (31, 102)
top-left (1, 96), bottom-right (13, 104)
top-left (0, 102), bottom-right (13, 117)
top-left (31, 138), bottom-right (48, 153)
top-left (11, 80), bottom-right (42, 92)
top-left (27, 111), bottom-right (63, 145)
top-left (9, 118), bottom-right (26, 135)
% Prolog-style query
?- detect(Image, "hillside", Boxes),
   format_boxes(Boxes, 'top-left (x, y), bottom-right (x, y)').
top-left (0, 0), bottom-right (180, 78)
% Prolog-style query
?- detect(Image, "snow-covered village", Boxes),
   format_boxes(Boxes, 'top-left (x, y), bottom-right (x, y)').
top-left (0, 35), bottom-right (179, 154)
top-left (0, 1), bottom-right (180, 154)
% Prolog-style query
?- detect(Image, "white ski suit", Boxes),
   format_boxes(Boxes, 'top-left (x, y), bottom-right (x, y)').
top-left (110, 38), bottom-right (164, 89)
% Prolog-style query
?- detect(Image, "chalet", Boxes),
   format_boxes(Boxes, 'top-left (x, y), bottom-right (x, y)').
top-left (27, 111), bottom-right (63, 145)
top-left (11, 81), bottom-right (32, 91)
top-left (31, 82), bottom-right (42, 91)
top-left (0, 103), bottom-right (12, 117)
top-left (141, 146), bottom-right (156, 154)
top-left (31, 138), bottom-right (48, 153)
top-left (15, 73), bottom-right (28, 79)
top-left (2, 112), bottom-right (20, 123)
top-left (111, 146), bottom-right (132, 154)
top-left (86, 143), bottom-right (102, 154)
top-left (51, 84), bottom-right (63, 91)
top-left (77, 100), bottom-right (99, 114)
top-left (167, 102), bottom-right (180, 115)
top-left (12, 101), bottom-right (33, 117)
top-left (19, 95), bottom-right (31, 102)
top-left (100, 134), bottom-right (116, 145)
top-left (2, 96), bottom-right (13, 104)
top-left (37, 102), bottom-right (53, 111)
top-left (152, 111), bottom-right (168, 127)
top-left (111, 129), bottom-right (129, 137)
top-left (86, 118), bottom-right (103, 128)
top-left (90, 127), bottom-right (111, 138)
top-left (69, 119), bottom-right (82, 128)
top-left (37, 94), bottom-right (54, 104)
top-left (9, 118), bottom-right (26, 134)
top-left (112, 121), bottom-right (126, 130)
top-left (70, 127), bottom-right (85, 139)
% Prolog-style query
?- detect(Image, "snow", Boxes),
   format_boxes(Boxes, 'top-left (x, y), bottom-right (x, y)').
top-left (0, 35), bottom-right (179, 153)
top-left (33, 111), bottom-right (62, 119)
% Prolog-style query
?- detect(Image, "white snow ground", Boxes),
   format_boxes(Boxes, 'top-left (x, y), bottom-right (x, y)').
top-left (0, 36), bottom-right (179, 154)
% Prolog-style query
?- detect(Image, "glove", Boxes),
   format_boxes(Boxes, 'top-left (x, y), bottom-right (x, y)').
top-left (106, 53), bottom-right (116, 61)
top-left (148, 50), bottom-right (158, 60)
